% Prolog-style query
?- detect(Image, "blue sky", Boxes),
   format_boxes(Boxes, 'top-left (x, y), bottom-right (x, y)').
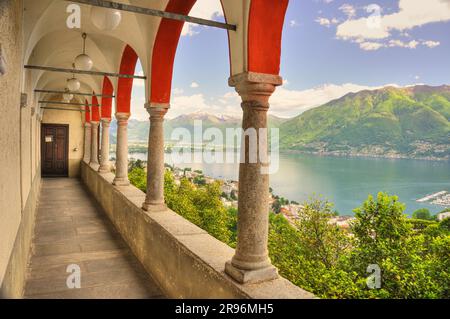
top-left (131, 0), bottom-right (450, 120)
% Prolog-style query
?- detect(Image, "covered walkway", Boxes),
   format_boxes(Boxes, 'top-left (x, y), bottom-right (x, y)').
top-left (24, 178), bottom-right (164, 299)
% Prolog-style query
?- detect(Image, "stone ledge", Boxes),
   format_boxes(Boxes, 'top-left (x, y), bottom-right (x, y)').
top-left (81, 162), bottom-right (315, 299)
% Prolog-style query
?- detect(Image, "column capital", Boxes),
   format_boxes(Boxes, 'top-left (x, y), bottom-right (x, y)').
top-left (84, 122), bottom-right (91, 127)
top-left (90, 121), bottom-right (100, 126)
top-left (101, 118), bottom-right (111, 125)
top-left (229, 72), bottom-right (283, 108)
top-left (115, 112), bottom-right (130, 125)
top-left (145, 103), bottom-right (169, 120)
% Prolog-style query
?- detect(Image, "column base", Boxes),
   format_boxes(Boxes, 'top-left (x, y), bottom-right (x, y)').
top-left (98, 164), bottom-right (111, 173)
top-left (142, 201), bottom-right (167, 212)
top-left (89, 162), bottom-right (100, 170)
top-left (112, 177), bottom-right (130, 186)
top-left (225, 261), bottom-right (278, 284)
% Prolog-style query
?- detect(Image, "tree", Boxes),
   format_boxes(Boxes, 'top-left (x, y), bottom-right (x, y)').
top-left (128, 158), bottom-right (145, 171)
top-left (412, 208), bottom-right (433, 220)
top-left (128, 167), bottom-right (146, 192)
top-left (348, 193), bottom-right (448, 298)
top-left (271, 199), bottom-right (282, 214)
top-left (130, 170), bottom-right (450, 299)
top-left (294, 199), bottom-right (351, 268)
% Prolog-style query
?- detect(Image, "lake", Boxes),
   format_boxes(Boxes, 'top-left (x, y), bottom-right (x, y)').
top-left (125, 151), bottom-right (450, 216)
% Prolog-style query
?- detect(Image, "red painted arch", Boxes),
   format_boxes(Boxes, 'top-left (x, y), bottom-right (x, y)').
top-left (91, 94), bottom-right (100, 122)
top-left (101, 76), bottom-right (113, 119)
top-left (117, 45), bottom-right (138, 113)
top-left (150, 0), bottom-right (197, 104)
top-left (248, 0), bottom-right (289, 75)
top-left (85, 99), bottom-right (91, 123)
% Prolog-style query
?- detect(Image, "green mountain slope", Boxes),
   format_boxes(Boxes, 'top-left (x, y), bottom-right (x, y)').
top-left (279, 85), bottom-right (450, 159)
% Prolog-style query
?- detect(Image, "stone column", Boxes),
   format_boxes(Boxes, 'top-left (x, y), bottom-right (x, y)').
top-left (224, 72), bottom-right (283, 284)
top-left (89, 121), bottom-right (100, 167)
top-left (83, 122), bottom-right (91, 163)
top-left (142, 104), bottom-right (169, 212)
top-left (112, 112), bottom-right (130, 186)
top-left (98, 119), bottom-right (111, 173)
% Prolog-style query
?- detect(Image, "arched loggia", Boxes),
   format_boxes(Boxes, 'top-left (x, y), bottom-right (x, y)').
top-left (113, 45), bottom-right (139, 186)
top-left (248, 0), bottom-right (289, 74)
top-left (143, 0), bottom-right (290, 284)
top-left (101, 77), bottom-right (113, 120)
top-left (150, 0), bottom-right (197, 105)
top-left (99, 77), bottom-right (113, 173)
top-left (89, 94), bottom-right (101, 167)
top-left (83, 100), bottom-right (92, 163)
top-left (116, 45), bottom-right (139, 113)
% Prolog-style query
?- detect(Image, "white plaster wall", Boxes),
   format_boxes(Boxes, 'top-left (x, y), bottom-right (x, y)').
top-left (0, 0), bottom-right (25, 288)
top-left (0, 0), bottom-right (42, 294)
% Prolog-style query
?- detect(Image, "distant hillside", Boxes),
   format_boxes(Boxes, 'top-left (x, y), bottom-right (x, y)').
top-left (110, 112), bottom-right (288, 144)
top-left (279, 85), bottom-right (450, 160)
top-left (110, 85), bottom-right (450, 160)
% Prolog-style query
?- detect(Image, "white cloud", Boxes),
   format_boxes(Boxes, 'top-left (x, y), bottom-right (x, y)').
top-left (359, 41), bottom-right (384, 51)
top-left (316, 17), bottom-right (339, 27)
top-left (167, 93), bottom-right (241, 119)
top-left (190, 82), bottom-right (199, 88)
top-left (268, 83), bottom-right (395, 117)
top-left (358, 39), bottom-right (440, 51)
top-left (173, 88), bottom-right (184, 95)
top-left (290, 20), bottom-right (299, 27)
top-left (134, 71), bottom-right (145, 87)
top-left (163, 83), bottom-right (403, 119)
top-left (423, 40), bottom-right (441, 48)
top-left (339, 4), bottom-right (356, 19)
top-left (388, 39), bottom-right (419, 48)
top-left (336, 0), bottom-right (450, 41)
top-left (181, 0), bottom-right (224, 37)
top-left (130, 97), bottom-right (148, 120)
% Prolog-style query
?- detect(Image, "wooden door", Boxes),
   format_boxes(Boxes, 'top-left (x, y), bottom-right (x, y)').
top-left (41, 124), bottom-right (69, 177)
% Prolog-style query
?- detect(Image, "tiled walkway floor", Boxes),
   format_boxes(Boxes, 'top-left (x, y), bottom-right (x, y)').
top-left (24, 178), bottom-right (164, 299)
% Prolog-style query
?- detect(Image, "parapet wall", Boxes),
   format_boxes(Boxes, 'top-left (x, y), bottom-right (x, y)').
top-left (81, 162), bottom-right (314, 299)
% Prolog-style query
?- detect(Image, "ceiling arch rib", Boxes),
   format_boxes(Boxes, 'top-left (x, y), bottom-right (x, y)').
top-left (23, 0), bottom-right (168, 93)
top-left (23, 0), bottom-right (158, 69)
top-left (28, 29), bottom-right (123, 94)
top-left (36, 77), bottom-right (98, 103)
top-left (23, 0), bottom-right (173, 111)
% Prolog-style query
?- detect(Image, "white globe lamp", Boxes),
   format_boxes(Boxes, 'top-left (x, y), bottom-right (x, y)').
top-left (74, 33), bottom-right (93, 71)
top-left (74, 53), bottom-right (93, 71)
top-left (91, 7), bottom-right (122, 31)
top-left (67, 78), bottom-right (80, 92)
top-left (63, 92), bottom-right (74, 102)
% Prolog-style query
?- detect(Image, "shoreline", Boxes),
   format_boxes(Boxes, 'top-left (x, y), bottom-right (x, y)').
top-left (280, 149), bottom-right (450, 162)
top-left (121, 145), bottom-right (450, 163)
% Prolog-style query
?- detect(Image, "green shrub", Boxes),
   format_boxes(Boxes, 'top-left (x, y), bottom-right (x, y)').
top-left (128, 168), bottom-right (450, 299)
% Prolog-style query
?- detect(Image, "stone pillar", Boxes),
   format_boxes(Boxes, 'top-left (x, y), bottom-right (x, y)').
top-left (142, 104), bottom-right (169, 212)
top-left (98, 119), bottom-right (111, 173)
top-left (89, 121), bottom-right (100, 167)
top-left (112, 112), bottom-right (130, 186)
top-left (225, 72), bottom-right (282, 284)
top-left (83, 122), bottom-right (91, 163)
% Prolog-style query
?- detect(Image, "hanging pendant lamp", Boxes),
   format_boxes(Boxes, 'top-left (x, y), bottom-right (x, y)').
top-left (74, 33), bottom-right (93, 71)
top-left (67, 63), bottom-right (81, 92)
top-left (62, 88), bottom-right (74, 102)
